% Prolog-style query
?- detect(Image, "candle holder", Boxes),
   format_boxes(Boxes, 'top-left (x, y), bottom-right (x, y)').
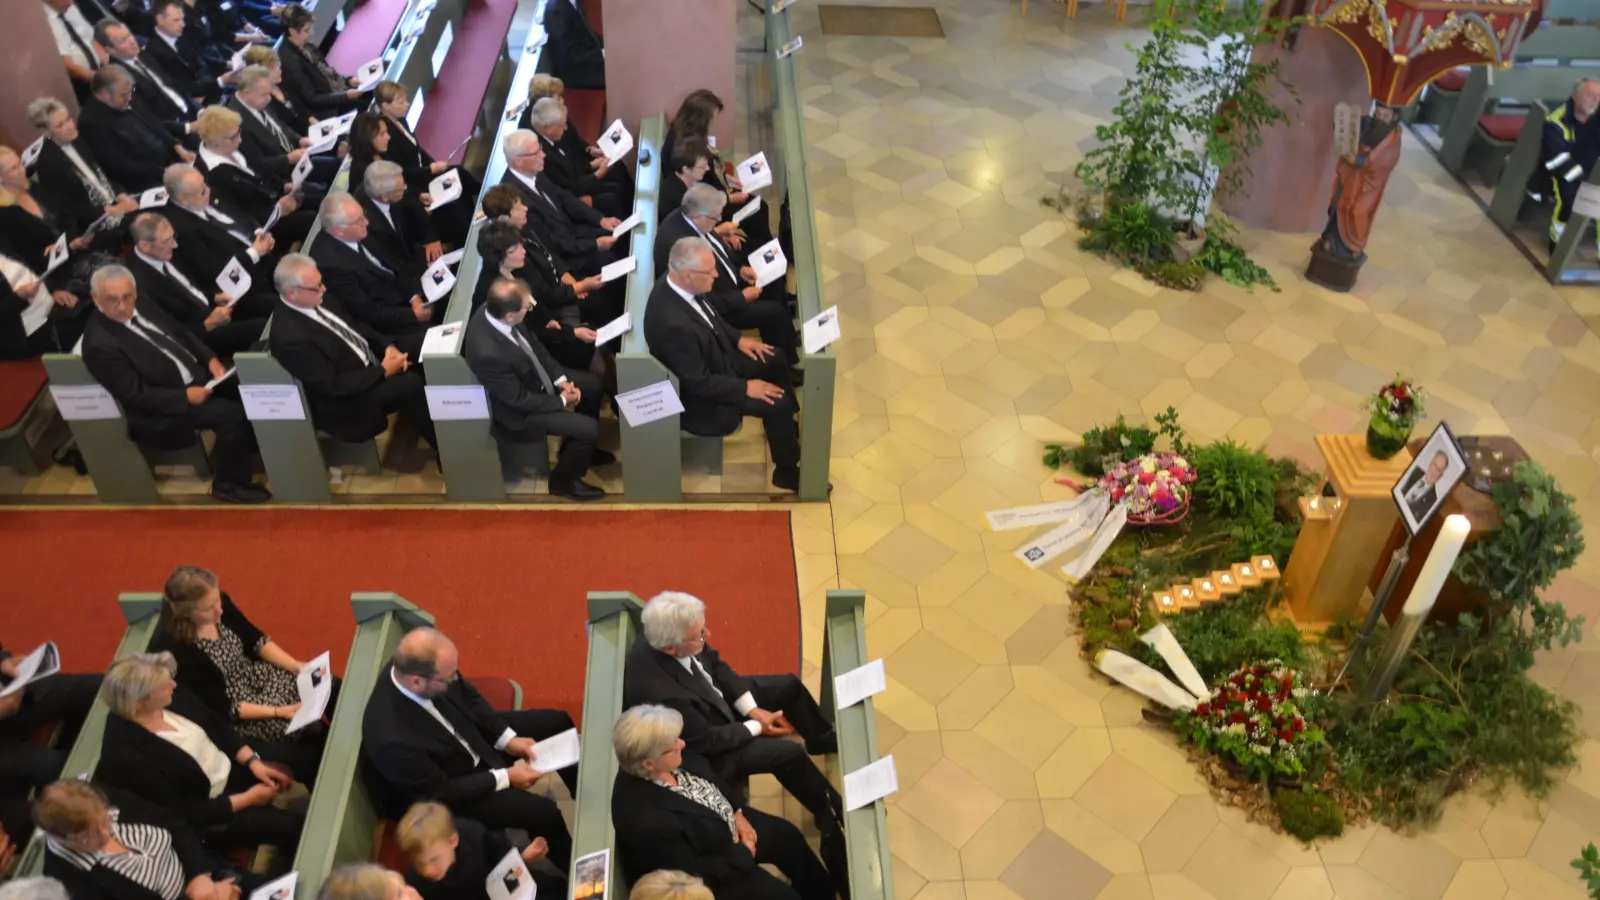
top-left (1173, 583), bottom-right (1200, 610)
top-left (1214, 570), bottom-right (1243, 595)
top-left (1192, 577), bottom-right (1222, 603)
top-left (1251, 555), bottom-right (1281, 580)
top-left (1231, 562), bottom-right (1263, 588)
top-left (1153, 591), bottom-right (1178, 615)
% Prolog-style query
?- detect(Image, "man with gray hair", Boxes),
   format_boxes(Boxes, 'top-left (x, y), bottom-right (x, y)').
top-left (161, 163), bottom-right (279, 303)
top-left (357, 160), bottom-right (440, 283)
top-left (80, 263), bottom-right (270, 503)
top-left (498, 128), bottom-right (624, 275)
top-left (644, 236), bottom-right (806, 490)
top-left (229, 64), bottom-right (327, 185)
top-left (77, 64), bottom-right (194, 192)
top-left (528, 97), bottom-right (629, 217)
top-left (125, 211), bottom-right (269, 355)
top-left (94, 18), bottom-right (203, 128)
top-left (310, 192), bottom-right (436, 342)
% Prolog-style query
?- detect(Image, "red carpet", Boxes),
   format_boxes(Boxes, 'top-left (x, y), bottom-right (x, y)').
top-left (414, 0), bottom-right (519, 162)
top-left (0, 509), bottom-right (799, 718)
top-left (327, 0), bottom-right (413, 73)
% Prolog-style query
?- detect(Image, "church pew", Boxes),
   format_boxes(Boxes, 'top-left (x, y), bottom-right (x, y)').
top-left (1438, 64), bottom-right (1598, 175)
top-left (818, 590), bottom-right (894, 900)
top-left (41, 354), bottom-right (173, 503)
top-left (289, 592), bottom-right (437, 900)
top-left (0, 359), bottom-right (58, 476)
top-left (14, 593), bottom-right (165, 878)
top-left (569, 591), bottom-right (645, 890)
top-left (767, 5), bottom-right (836, 502)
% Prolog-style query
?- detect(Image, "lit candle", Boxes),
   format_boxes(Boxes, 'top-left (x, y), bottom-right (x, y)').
top-left (1401, 515), bottom-right (1471, 616)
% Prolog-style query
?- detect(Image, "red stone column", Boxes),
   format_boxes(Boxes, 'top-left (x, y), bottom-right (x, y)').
top-left (600, 0), bottom-right (737, 152)
top-left (0, 2), bottom-right (77, 149)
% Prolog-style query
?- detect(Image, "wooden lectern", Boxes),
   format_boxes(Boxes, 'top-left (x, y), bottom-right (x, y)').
top-left (1281, 434), bottom-right (1414, 631)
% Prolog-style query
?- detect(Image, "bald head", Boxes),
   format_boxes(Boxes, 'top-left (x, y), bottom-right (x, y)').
top-left (393, 628), bottom-right (458, 698)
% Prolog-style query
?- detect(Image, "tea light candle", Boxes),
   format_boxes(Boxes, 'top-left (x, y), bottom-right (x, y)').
top-left (1232, 561), bottom-right (1262, 588)
top-left (1215, 571), bottom-right (1242, 595)
top-left (1251, 555), bottom-right (1280, 580)
top-left (1155, 591), bottom-right (1176, 611)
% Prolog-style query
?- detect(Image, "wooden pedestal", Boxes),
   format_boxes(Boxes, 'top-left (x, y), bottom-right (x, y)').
top-left (1282, 433), bottom-right (1414, 631)
top-left (1305, 241), bottom-right (1364, 292)
top-left (1367, 436), bottom-right (1518, 624)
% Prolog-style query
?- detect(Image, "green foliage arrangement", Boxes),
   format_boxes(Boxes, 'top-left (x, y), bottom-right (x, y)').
top-left (1454, 461), bottom-right (1586, 619)
top-left (1194, 233), bottom-right (1280, 291)
top-left (1153, 588), bottom-right (1309, 683)
top-left (1575, 843), bottom-right (1600, 900)
top-left (1044, 407), bottom-right (1188, 477)
top-left (1274, 789), bottom-right (1345, 842)
top-left (1190, 439), bottom-right (1302, 561)
top-left (1139, 260), bottom-right (1209, 291)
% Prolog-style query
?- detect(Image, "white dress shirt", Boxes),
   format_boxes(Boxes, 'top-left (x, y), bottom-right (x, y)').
top-left (676, 654), bottom-right (761, 737)
top-left (282, 301), bottom-right (375, 366)
top-left (666, 277), bottom-right (716, 330)
top-left (48, 3), bottom-right (97, 70)
top-left (370, 198), bottom-right (396, 230)
top-left (0, 254), bottom-right (52, 336)
top-left (123, 315), bottom-right (196, 383)
top-left (509, 168), bottom-right (550, 204)
top-left (390, 669), bottom-right (520, 791)
top-left (122, 54), bottom-right (189, 113)
top-left (155, 712), bottom-right (232, 798)
top-left (199, 145), bottom-right (255, 176)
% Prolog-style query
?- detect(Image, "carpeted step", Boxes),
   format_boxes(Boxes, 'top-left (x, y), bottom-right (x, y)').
top-left (414, 0), bottom-right (521, 163)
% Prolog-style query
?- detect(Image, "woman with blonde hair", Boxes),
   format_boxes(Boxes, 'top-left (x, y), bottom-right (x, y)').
top-left (192, 106), bottom-right (309, 243)
top-left (630, 870), bottom-right (714, 900)
top-left (0, 145), bottom-right (102, 357)
top-left (242, 46), bottom-right (312, 128)
top-left (318, 863), bottom-right (421, 900)
top-left (92, 652), bottom-right (305, 853)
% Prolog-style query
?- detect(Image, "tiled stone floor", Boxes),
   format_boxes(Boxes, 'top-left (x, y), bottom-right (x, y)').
top-left (4, 2), bottom-right (1600, 898)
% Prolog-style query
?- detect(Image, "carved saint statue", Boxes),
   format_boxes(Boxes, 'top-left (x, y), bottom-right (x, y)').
top-left (1317, 102), bottom-right (1403, 261)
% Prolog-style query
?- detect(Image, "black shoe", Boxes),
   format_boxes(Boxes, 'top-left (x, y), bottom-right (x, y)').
top-left (213, 481), bottom-right (272, 504)
top-left (807, 730), bottom-right (839, 756)
top-left (590, 448), bottom-right (617, 467)
top-left (550, 476), bottom-right (606, 502)
top-left (772, 466), bottom-right (832, 494)
top-left (790, 366), bottom-right (805, 387)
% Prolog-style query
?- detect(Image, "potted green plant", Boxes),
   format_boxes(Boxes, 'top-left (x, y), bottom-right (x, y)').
top-left (1364, 376), bottom-right (1425, 460)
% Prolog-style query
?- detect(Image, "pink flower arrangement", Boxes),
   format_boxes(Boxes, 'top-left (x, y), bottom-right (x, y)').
top-left (1099, 452), bottom-right (1196, 525)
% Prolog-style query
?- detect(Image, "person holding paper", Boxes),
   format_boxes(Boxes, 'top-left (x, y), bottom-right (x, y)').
top-left (36, 780), bottom-right (261, 900)
top-left (0, 639), bottom-right (102, 847)
top-left (498, 130), bottom-right (624, 277)
top-left (471, 216), bottom-right (604, 370)
top-left (310, 192), bottom-right (437, 341)
top-left (528, 99), bottom-right (629, 218)
top-left (145, 0), bottom-right (233, 100)
top-left (480, 185), bottom-right (620, 333)
top-left (151, 566), bottom-right (331, 780)
top-left (161, 165), bottom-right (279, 307)
top-left (523, 75), bottom-right (635, 200)
top-left (645, 238), bottom-right (808, 491)
top-left (193, 106), bottom-right (313, 247)
top-left (94, 652), bottom-right (305, 853)
top-left (320, 863), bottom-right (423, 900)
top-left (655, 186), bottom-right (800, 380)
top-left (0, 250), bottom-right (84, 359)
top-left (230, 66), bottom-right (338, 189)
top-left (24, 97), bottom-right (141, 244)
top-left (269, 253), bottom-right (438, 449)
top-left (465, 277), bottom-right (610, 501)
top-left (277, 6), bottom-right (366, 119)
top-left (372, 84), bottom-right (480, 247)
top-left (357, 162), bottom-right (440, 283)
top-left (625, 591), bottom-right (845, 887)
top-left (96, 20), bottom-right (209, 125)
top-left (545, 0), bottom-right (605, 89)
top-left (240, 45), bottom-right (314, 129)
top-left (82, 265), bottom-right (272, 503)
top-left (611, 705), bottom-right (836, 900)
top-left (664, 91), bottom-right (773, 248)
top-left (361, 628), bottom-right (577, 874)
top-left (397, 801), bottom-right (567, 900)
top-left (128, 213), bottom-right (269, 355)
top-left (76, 67), bottom-right (192, 194)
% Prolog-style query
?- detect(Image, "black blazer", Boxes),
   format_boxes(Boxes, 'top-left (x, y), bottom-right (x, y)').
top-left (360, 663), bottom-right (516, 817)
top-left (658, 174), bottom-right (690, 227)
top-left (144, 31), bottom-right (212, 98)
top-left (279, 41), bottom-right (353, 120)
top-left (356, 188), bottom-right (436, 283)
top-left (81, 301), bottom-right (215, 446)
top-left (77, 98), bottom-right (184, 192)
top-left (126, 252), bottom-right (220, 339)
top-left (653, 211), bottom-right (745, 318)
top-left (43, 786), bottom-right (217, 900)
top-left (308, 232), bottom-right (427, 336)
top-left (95, 686), bottom-right (248, 829)
top-left (148, 591), bottom-right (267, 722)
top-left (611, 754), bottom-right (756, 890)
top-left (545, 0), bottom-right (605, 89)
top-left (496, 171), bottom-right (604, 264)
top-left (378, 115), bottom-right (439, 193)
top-left (124, 51), bottom-right (205, 124)
top-left (162, 201), bottom-right (265, 291)
top-left (642, 277), bottom-right (748, 433)
top-left (32, 139), bottom-right (119, 235)
top-left (266, 297), bottom-right (395, 442)
top-left (228, 97), bottom-right (302, 183)
top-left (537, 131), bottom-right (603, 200)
top-left (623, 637), bottom-right (758, 760)
top-left (197, 154), bottom-right (282, 230)
top-left (462, 307), bottom-right (572, 433)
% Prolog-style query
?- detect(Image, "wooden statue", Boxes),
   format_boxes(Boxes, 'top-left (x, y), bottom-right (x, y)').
top-left (1306, 102), bottom-right (1402, 291)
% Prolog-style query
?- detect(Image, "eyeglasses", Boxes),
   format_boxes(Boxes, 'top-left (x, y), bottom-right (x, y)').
top-left (294, 282), bottom-right (327, 294)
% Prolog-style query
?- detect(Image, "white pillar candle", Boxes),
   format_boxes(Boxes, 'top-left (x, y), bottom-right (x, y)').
top-left (1401, 514), bottom-right (1471, 616)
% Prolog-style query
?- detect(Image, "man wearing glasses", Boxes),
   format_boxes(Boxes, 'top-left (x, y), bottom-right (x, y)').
top-left (362, 627), bottom-right (578, 877)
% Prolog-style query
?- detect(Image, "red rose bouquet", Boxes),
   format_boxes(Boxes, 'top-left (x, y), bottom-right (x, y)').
top-left (1177, 660), bottom-right (1325, 781)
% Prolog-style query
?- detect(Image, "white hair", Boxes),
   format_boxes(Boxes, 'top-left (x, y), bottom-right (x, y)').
top-left (89, 264), bottom-right (135, 295)
top-left (236, 64), bottom-right (274, 94)
top-left (529, 97), bottom-right (567, 131)
top-left (274, 253), bottom-right (317, 295)
top-left (503, 129), bottom-right (541, 159)
top-left (164, 163), bottom-right (203, 200)
top-left (667, 237), bottom-right (713, 276)
top-left (612, 704), bottom-right (684, 777)
top-left (681, 183), bottom-right (725, 219)
top-left (319, 191), bottom-right (363, 229)
top-left (362, 160), bottom-right (405, 197)
top-left (0, 878), bottom-right (71, 900)
top-left (641, 591), bottom-right (706, 650)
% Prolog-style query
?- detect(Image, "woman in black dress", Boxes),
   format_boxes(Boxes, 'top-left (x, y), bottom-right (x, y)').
top-left (277, 5), bottom-right (365, 120)
top-left (473, 217), bottom-right (603, 373)
top-left (349, 110), bottom-right (470, 248)
top-left (0, 146), bottom-right (111, 353)
top-left (664, 90), bottom-right (771, 248)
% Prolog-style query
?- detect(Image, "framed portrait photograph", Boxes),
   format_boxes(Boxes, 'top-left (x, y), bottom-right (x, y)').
top-left (1391, 421), bottom-right (1470, 537)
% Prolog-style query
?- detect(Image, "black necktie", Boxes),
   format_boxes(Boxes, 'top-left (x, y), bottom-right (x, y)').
top-left (260, 109), bottom-right (294, 152)
top-left (689, 657), bottom-right (736, 721)
top-left (128, 315), bottom-right (198, 381)
top-left (128, 58), bottom-right (187, 114)
top-left (691, 294), bottom-right (734, 352)
top-left (58, 11), bottom-right (100, 70)
top-left (509, 328), bottom-right (556, 393)
top-left (313, 308), bottom-right (375, 366)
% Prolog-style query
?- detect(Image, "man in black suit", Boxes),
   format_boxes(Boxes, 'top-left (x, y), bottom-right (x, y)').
top-left (1399, 449), bottom-right (1451, 524)
top-left (96, 19), bottom-right (206, 131)
top-left (645, 237), bottom-right (804, 492)
top-left (80, 264), bottom-right (270, 503)
top-left (656, 185), bottom-right (799, 377)
top-left (147, 0), bottom-right (229, 100)
top-left (361, 627), bottom-right (578, 874)
top-left (357, 161), bottom-right (439, 285)
top-left (310, 192), bottom-right (435, 343)
top-left (79, 65), bottom-right (194, 192)
top-left (499, 129), bottom-right (623, 276)
top-left (545, 0), bottom-right (605, 89)
top-left (128, 212), bottom-right (267, 355)
top-left (625, 591), bottom-right (841, 830)
top-left (527, 98), bottom-right (628, 218)
top-left (267, 253), bottom-right (436, 449)
top-left (0, 639), bottom-right (102, 848)
top-left (464, 278), bottom-right (608, 502)
top-left (230, 65), bottom-right (337, 186)
top-left (163, 163), bottom-right (279, 307)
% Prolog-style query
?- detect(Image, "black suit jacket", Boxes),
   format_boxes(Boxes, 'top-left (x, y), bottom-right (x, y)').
top-left (229, 97), bottom-right (302, 183)
top-left (77, 97), bottom-right (184, 192)
top-left (462, 308), bottom-right (572, 433)
top-left (360, 663), bottom-right (516, 817)
top-left (642, 277), bottom-right (748, 433)
top-left (309, 232), bottom-right (427, 336)
top-left (280, 41), bottom-right (351, 120)
top-left (658, 174), bottom-right (690, 227)
top-left (126, 252), bottom-right (220, 339)
top-left (497, 171), bottom-right (604, 264)
top-left (624, 637), bottom-right (758, 760)
top-left (143, 31), bottom-right (217, 101)
top-left (537, 131), bottom-right (603, 200)
top-left (545, 0), bottom-right (605, 89)
top-left (406, 816), bottom-right (532, 900)
top-left (43, 786), bottom-right (217, 900)
top-left (32, 139), bottom-right (119, 235)
top-left (149, 591), bottom-right (267, 726)
top-left (356, 188), bottom-right (436, 283)
top-left (162, 201), bottom-right (265, 290)
top-left (81, 302), bottom-right (215, 445)
top-left (1399, 468), bottom-right (1441, 522)
top-left (197, 154), bottom-right (282, 230)
top-left (95, 687), bottom-right (248, 829)
top-left (611, 755), bottom-right (756, 890)
top-left (379, 115), bottom-right (439, 193)
top-left (266, 297), bottom-right (395, 442)
top-left (653, 211), bottom-right (746, 317)
top-left (124, 51), bottom-right (206, 123)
